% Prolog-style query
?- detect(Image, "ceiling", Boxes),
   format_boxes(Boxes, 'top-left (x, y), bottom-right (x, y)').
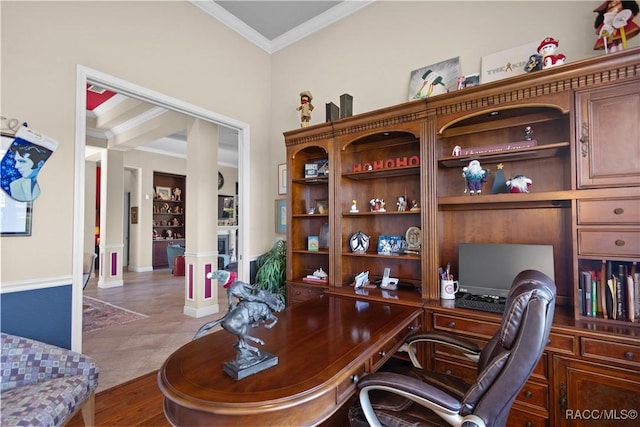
top-left (86, 1), bottom-right (372, 162)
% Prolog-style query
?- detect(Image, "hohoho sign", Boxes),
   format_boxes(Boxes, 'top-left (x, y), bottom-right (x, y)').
top-left (352, 155), bottom-right (420, 173)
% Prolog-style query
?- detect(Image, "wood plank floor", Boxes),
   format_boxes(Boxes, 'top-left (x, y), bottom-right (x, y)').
top-left (67, 371), bottom-right (169, 426)
top-left (67, 368), bottom-right (353, 427)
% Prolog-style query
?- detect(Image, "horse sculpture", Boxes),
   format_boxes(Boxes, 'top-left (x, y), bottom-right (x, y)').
top-left (194, 273), bottom-right (285, 377)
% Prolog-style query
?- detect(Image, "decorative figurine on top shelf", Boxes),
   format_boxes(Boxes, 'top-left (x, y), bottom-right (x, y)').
top-left (296, 91), bottom-right (314, 127)
top-left (350, 199), bottom-right (359, 213)
top-left (410, 200), bottom-right (420, 211)
top-left (594, 1), bottom-right (639, 53)
top-left (491, 163), bottom-right (509, 194)
top-left (462, 160), bottom-right (489, 195)
top-left (506, 175), bottom-right (533, 193)
top-left (397, 195), bottom-right (407, 211)
top-left (370, 198), bottom-right (386, 212)
top-left (173, 187), bottom-right (182, 201)
top-left (452, 145), bottom-right (462, 156)
top-left (349, 231), bottom-right (370, 254)
top-left (524, 126), bottom-right (534, 141)
top-left (537, 37), bottom-right (566, 69)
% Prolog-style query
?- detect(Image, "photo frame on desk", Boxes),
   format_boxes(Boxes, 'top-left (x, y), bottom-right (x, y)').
top-left (278, 163), bottom-right (287, 195)
top-left (1, 134), bottom-right (32, 236)
top-left (275, 199), bottom-right (286, 234)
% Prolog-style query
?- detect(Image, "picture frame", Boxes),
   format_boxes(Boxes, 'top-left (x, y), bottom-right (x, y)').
top-left (1, 134), bottom-right (33, 236)
top-left (156, 186), bottom-right (171, 200)
top-left (277, 163), bottom-right (287, 195)
top-left (130, 206), bottom-right (139, 224)
top-left (408, 57), bottom-right (460, 101)
top-left (275, 199), bottom-right (287, 234)
top-left (315, 199), bottom-right (328, 215)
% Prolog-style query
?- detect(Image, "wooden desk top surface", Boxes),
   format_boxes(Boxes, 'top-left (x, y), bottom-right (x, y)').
top-left (158, 295), bottom-right (421, 425)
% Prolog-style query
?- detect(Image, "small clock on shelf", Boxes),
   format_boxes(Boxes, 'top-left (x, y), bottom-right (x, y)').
top-left (218, 172), bottom-right (224, 190)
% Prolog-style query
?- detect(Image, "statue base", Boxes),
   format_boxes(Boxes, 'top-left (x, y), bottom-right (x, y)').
top-left (223, 351), bottom-right (278, 380)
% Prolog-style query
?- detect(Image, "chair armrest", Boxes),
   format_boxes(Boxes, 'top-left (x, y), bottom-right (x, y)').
top-left (1, 333), bottom-right (99, 390)
top-left (405, 332), bottom-right (482, 368)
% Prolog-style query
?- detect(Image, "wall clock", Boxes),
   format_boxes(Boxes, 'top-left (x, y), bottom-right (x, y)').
top-left (218, 172), bottom-right (224, 190)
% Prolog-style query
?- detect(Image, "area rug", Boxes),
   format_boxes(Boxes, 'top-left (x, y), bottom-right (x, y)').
top-left (83, 296), bottom-right (149, 333)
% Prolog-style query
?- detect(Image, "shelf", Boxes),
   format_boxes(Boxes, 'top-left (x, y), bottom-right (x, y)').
top-left (292, 249), bottom-right (329, 255)
top-left (342, 252), bottom-right (421, 261)
top-left (342, 165), bottom-right (420, 180)
top-left (292, 176), bottom-right (329, 184)
top-left (292, 213), bottom-right (329, 219)
top-left (343, 210), bottom-right (420, 217)
top-left (438, 191), bottom-right (573, 208)
top-left (438, 142), bottom-right (570, 167)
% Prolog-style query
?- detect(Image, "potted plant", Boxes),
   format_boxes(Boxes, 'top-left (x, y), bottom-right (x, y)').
top-left (254, 240), bottom-right (287, 304)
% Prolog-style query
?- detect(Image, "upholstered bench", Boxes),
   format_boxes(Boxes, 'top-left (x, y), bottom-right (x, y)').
top-left (1, 333), bottom-right (100, 426)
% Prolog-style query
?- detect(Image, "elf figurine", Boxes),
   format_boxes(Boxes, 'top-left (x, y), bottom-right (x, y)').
top-left (296, 91), bottom-right (314, 127)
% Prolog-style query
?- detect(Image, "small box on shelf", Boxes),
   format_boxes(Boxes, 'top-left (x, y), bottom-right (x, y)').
top-left (308, 236), bottom-right (319, 252)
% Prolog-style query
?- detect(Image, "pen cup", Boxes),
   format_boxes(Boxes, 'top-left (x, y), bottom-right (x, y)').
top-left (440, 279), bottom-right (459, 300)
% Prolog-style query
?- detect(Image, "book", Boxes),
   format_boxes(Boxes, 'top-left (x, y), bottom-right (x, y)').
top-left (307, 236), bottom-right (319, 252)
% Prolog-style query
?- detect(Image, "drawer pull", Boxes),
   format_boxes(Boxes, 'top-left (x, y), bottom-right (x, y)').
top-left (525, 422), bottom-right (533, 427)
top-left (613, 207), bottom-right (624, 215)
top-left (615, 240), bottom-right (625, 247)
top-left (448, 322), bottom-right (456, 328)
top-left (379, 350), bottom-right (387, 357)
top-left (444, 369), bottom-right (452, 375)
top-left (625, 351), bottom-right (635, 360)
top-left (524, 390), bottom-right (533, 398)
top-left (351, 374), bottom-right (359, 383)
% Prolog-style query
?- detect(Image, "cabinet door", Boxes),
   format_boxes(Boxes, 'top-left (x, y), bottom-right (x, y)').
top-left (576, 81), bottom-right (640, 188)
top-left (553, 356), bottom-right (640, 426)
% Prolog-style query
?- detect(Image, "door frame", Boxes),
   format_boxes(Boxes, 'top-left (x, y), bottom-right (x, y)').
top-left (72, 65), bottom-right (250, 350)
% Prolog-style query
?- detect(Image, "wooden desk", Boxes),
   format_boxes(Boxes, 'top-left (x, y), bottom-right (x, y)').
top-left (158, 295), bottom-right (421, 426)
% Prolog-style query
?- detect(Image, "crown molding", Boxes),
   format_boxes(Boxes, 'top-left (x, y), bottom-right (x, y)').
top-left (190, 0), bottom-right (374, 54)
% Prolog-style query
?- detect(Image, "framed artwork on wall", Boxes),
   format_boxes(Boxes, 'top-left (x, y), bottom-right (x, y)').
top-left (278, 163), bottom-right (287, 195)
top-left (275, 199), bottom-right (286, 234)
top-left (156, 186), bottom-right (171, 200)
top-left (1, 134), bottom-right (32, 236)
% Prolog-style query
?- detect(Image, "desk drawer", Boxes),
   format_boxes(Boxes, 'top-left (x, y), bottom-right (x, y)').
top-left (337, 364), bottom-right (365, 405)
top-left (433, 314), bottom-right (499, 340)
top-left (578, 198), bottom-right (640, 225)
top-left (370, 318), bottom-right (421, 372)
top-left (581, 337), bottom-right (640, 368)
top-left (508, 407), bottom-right (548, 427)
top-left (547, 332), bottom-right (575, 355)
top-left (515, 381), bottom-right (549, 411)
top-left (288, 284), bottom-right (325, 305)
top-left (578, 229), bottom-right (640, 258)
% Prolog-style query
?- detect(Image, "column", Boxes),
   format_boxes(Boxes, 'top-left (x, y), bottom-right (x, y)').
top-left (183, 119), bottom-right (221, 318)
top-left (98, 149), bottom-right (124, 288)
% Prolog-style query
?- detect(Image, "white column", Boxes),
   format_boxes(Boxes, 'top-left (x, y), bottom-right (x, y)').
top-left (183, 119), bottom-right (220, 317)
top-left (98, 149), bottom-right (124, 288)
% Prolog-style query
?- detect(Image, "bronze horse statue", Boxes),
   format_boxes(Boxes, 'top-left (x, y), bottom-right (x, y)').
top-left (194, 277), bottom-right (285, 369)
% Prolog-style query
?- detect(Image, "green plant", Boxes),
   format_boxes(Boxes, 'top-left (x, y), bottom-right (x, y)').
top-left (254, 240), bottom-right (287, 303)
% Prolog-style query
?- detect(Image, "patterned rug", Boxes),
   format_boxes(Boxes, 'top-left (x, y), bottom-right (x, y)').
top-left (83, 296), bottom-right (149, 333)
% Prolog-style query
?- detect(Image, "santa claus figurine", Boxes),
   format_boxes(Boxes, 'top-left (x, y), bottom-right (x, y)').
top-left (462, 160), bottom-right (488, 195)
top-left (506, 175), bottom-right (533, 193)
top-left (537, 37), bottom-right (566, 69)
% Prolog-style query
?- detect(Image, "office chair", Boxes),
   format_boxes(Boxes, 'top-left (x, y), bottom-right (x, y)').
top-left (349, 269), bottom-right (556, 427)
top-left (83, 252), bottom-right (97, 289)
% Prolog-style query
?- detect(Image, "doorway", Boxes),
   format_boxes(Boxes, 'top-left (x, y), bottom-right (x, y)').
top-left (73, 65), bottom-right (250, 350)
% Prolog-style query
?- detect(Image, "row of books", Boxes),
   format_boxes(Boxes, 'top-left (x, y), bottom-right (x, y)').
top-left (579, 261), bottom-right (639, 322)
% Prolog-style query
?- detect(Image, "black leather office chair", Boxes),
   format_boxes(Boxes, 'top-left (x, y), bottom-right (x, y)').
top-left (349, 269), bottom-right (556, 427)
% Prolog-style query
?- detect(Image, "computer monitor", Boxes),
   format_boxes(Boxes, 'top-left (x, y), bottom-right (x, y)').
top-left (457, 243), bottom-right (555, 298)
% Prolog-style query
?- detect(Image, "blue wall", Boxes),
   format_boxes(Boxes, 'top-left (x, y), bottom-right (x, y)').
top-left (1, 285), bottom-right (72, 349)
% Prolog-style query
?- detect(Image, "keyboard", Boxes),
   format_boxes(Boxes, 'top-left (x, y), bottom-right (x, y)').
top-left (455, 296), bottom-right (506, 314)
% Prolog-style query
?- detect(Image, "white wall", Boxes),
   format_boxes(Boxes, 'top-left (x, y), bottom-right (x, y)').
top-left (2, 0), bottom-right (636, 287)
top-left (1, 1), bottom-right (271, 284)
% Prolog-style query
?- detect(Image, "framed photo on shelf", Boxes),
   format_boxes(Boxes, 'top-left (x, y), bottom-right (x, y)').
top-left (275, 199), bottom-right (286, 234)
top-left (315, 199), bottom-right (328, 215)
top-left (278, 163), bottom-right (287, 195)
top-left (156, 186), bottom-right (172, 200)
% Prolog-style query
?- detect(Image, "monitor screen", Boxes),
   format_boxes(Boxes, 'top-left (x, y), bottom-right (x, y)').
top-left (457, 243), bottom-right (555, 298)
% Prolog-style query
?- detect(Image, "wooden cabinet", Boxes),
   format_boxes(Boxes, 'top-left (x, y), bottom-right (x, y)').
top-left (283, 48), bottom-right (640, 422)
top-left (152, 172), bottom-right (186, 269)
top-left (553, 355), bottom-right (640, 427)
top-left (575, 81), bottom-right (640, 189)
